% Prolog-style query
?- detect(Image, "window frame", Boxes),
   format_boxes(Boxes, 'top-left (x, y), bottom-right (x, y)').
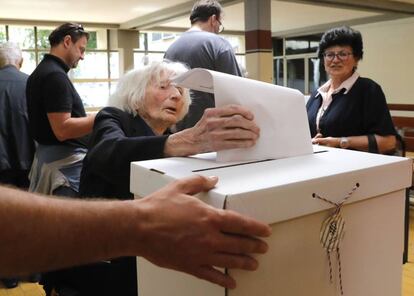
top-left (273, 35), bottom-right (325, 95)
top-left (3, 24), bottom-right (118, 111)
top-left (134, 30), bottom-right (246, 71)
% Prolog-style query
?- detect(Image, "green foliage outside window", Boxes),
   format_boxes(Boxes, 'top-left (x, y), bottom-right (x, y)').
top-left (37, 29), bottom-right (52, 49)
top-left (0, 26), bottom-right (6, 42)
top-left (87, 31), bottom-right (97, 49)
top-left (8, 26), bottom-right (35, 49)
top-left (36, 29), bottom-right (97, 49)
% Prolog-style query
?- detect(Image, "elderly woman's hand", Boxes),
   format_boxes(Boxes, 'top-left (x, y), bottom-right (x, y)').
top-left (164, 105), bottom-right (260, 157)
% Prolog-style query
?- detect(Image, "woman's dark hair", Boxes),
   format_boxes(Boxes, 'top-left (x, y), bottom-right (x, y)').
top-left (48, 23), bottom-right (90, 47)
top-left (318, 26), bottom-right (363, 60)
top-left (189, 0), bottom-right (223, 24)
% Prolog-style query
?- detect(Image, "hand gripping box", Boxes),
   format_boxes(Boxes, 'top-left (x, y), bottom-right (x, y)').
top-left (130, 147), bottom-right (412, 296)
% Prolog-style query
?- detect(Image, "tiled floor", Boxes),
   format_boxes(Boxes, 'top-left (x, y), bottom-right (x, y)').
top-left (0, 282), bottom-right (44, 296)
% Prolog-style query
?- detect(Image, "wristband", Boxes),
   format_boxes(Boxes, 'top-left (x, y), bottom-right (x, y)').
top-left (367, 134), bottom-right (378, 153)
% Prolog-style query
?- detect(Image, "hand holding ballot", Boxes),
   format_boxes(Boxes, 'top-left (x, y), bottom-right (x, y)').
top-left (172, 68), bottom-right (313, 162)
top-left (164, 104), bottom-right (260, 157)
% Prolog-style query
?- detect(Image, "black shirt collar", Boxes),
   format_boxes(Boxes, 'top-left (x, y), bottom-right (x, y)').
top-left (43, 54), bottom-right (70, 73)
top-left (315, 87), bottom-right (346, 99)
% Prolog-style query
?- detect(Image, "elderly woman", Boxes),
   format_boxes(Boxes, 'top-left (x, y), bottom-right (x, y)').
top-left (43, 60), bottom-right (259, 296)
top-left (306, 26), bottom-right (396, 154)
top-left (79, 60), bottom-right (259, 199)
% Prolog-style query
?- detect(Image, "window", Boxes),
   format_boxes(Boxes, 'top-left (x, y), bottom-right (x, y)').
top-left (70, 52), bottom-right (108, 79)
top-left (234, 55), bottom-right (247, 77)
top-left (0, 25), bottom-right (6, 42)
top-left (66, 27), bottom-right (112, 108)
top-left (69, 51), bottom-right (110, 108)
top-left (272, 34), bottom-right (325, 95)
top-left (109, 52), bottom-right (119, 79)
top-left (86, 28), bottom-right (107, 50)
top-left (273, 59), bottom-right (283, 86)
top-left (74, 82), bottom-right (111, 108)
top-left (222, 34), bottom-right (245, 54)
top-left (149, 32), bottom-right (176, 44)
top-left (1, 24), bottom-right (132, 109)
top-left (69, 27), bottom-right (113, 108)
top-left (20, 51), bottom-right (36, 75)
top-left (134, 52), bottom-right (164, 69)
top-left (137, 33), bottom-right (146, 50)
top-left (134, 52), bottom-right (147, 69)
top-left (38, 52), bottom-right (47, 62)
top-left (8, 25), bottom-right (35, 49)
top-left (147, 31), bottom-right (180, 51)
top-left (8, 26), bottom-right (36, 74)
top-left (135, 31), bottom-right (246, 73)
top-left (36, 26), bottom-right (54, 75)
top-left (36, 27), bottom-right (53, 49)
top-left (147, 52), bottom-right (164, 63)
top-left (273, 38), bottom-right (283, 57)
top-left (151, 32), bottom-right (162, 42)
top-left (285, 35), bottom-right (320, 55)
top-left (287, 59), bottom-right (305, 93)
top-left (162, 33), bottom-right (174, 40)
top-left (309, 58), bottom-right (327, 93)
top-left (134, 31), bottom-right (173, 69)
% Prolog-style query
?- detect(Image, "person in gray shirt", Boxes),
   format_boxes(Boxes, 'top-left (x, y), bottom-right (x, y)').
top-left (165, 0), bottom-right (242, 130)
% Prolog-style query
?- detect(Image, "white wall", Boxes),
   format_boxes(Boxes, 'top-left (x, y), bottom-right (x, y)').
top-left (354, 17), bottom-right (414, 105)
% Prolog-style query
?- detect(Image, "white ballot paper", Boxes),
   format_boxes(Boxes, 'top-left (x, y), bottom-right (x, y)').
top-left (173, 68), bottom-right (312, 162)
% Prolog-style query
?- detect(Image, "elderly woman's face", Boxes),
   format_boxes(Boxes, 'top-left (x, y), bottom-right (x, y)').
top-left (142, 72), bottom-right (185, 128)
top-left (323, 45), bottom-right (358, 81)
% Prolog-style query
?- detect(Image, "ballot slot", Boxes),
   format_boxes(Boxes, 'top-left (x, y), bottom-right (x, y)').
top-left (148, 151), bottom-right (329, 175)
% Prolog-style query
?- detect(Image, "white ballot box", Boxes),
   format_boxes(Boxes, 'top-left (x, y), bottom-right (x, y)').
top-left (130, 147), bottom-right (412, 296)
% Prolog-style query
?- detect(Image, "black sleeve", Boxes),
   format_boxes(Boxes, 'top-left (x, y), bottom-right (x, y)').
top-left (10, 85), bottom-right (35, 169)
top-left (362, 80), bottom-right (397, 136)
top-left (84, 108), bottom-right (169, 183)
top-left (306, 92), bottom-right (320, 137)
top-left (41, 72), bottom-right (73, 113)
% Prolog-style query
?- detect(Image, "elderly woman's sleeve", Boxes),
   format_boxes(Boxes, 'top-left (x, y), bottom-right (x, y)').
top-left (84, 107), bottom-right (169, 183)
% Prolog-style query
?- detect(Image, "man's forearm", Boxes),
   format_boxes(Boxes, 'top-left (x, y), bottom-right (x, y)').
top-left (0, 186), bottom-right (138, 276)
top-left (58, 115), bottom-right (95, 140)
top-left (0, 176), bottom-right (271, 289)
top-left (48, 113), bottom-right (96, 141)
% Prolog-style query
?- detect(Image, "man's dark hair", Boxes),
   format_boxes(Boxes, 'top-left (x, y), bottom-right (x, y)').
top-left (190, 0), bottom-right (223, 24)
top-left (48, 23), bottom-right (90, 47)
top-left (317, 26), bottom-right (364, 60)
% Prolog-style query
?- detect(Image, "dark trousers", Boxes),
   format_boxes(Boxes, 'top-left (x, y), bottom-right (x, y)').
top-left (42, 257), bottom-right (138, 296)
top-left (52, 186), bottom-right (78, 197)
top-left (0, 169), bottom-right (30, 189)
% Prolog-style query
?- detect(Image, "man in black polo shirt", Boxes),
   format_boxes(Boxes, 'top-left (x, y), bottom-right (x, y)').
top-left (26, 23), bottom-right (96, 197)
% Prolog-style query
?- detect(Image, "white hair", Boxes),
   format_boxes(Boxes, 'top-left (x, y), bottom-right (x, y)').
top-left (0, 42), bottom-right (22, 68)
top-left (108, 60), bottom-right (191, 121)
